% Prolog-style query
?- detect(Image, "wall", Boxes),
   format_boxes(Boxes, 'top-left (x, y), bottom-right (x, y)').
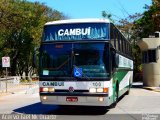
top-left (138, 38), bottom-right (160, 87)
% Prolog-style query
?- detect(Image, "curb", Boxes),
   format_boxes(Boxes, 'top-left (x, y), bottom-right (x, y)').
top-left (0, 85), bottom-right (39, 97)
top-left (12, 85), bottom-right (39, 94)
top-left (143, 87), bottom-right (160, 92)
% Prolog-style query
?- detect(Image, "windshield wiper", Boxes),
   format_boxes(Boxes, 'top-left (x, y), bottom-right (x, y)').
top-left (96, 37), bottom-right (106, 39)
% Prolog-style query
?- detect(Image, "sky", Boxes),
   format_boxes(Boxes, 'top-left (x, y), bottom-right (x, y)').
top-left (28, 0), bottom-right (152, 21)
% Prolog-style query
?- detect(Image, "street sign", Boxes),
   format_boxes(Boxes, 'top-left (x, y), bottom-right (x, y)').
top-left (2, 57), bottom-right (10, 67)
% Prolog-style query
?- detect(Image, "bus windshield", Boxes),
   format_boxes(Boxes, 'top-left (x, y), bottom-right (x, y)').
top-left (42, 23), bottom-right (109, 41)
top-left (39, 42), bottom-right (110, 79)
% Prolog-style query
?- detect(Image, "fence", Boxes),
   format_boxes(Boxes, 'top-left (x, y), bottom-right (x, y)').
top-left (0, 76), bottom-right (39, 94)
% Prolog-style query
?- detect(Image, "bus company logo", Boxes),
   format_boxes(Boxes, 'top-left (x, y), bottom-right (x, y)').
top-left (58, 27), bottom-right (91, 36)
top-left (68, 86), bottom-right (74, 92)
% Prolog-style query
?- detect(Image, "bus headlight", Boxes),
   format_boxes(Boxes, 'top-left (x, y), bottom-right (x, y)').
top-left (40, 87), bottom-right (55, 92)
top-left (48, 87), bottom-right (55, 92)
top-left (42, 87), bottom-right (49, 92)
top-left (97, 88), bottom-right (103, 93)
top-left (89, 88), bottom-right (96, 93)
top-left (89, 88), bottom-right (109, 93)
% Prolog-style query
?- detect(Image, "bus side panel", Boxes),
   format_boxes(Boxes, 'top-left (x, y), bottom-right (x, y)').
top-left (113, 70), bottom-right (133, 98)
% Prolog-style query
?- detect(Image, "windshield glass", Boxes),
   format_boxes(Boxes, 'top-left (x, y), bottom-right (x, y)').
top-left (40, 43), bottom-right (72, 76)
top-left (39, 42), bottom-right (110, 79)
top-left (42, 23), bottom-right (109, 41)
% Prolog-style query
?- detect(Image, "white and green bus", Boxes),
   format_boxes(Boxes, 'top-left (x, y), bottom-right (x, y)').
top-left (39, 19), bottom-right (133, 107)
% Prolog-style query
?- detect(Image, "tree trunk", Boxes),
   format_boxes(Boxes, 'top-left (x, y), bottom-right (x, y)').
top-left (11, 51), bottom-right (19, 76)
top-left (25, 65), bottom-right (29, 80)
top-left (11, 58), bottom-right (17, 76)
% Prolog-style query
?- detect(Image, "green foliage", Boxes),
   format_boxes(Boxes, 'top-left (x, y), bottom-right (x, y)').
top-left (133, 0), bottom-right (160, 38)
top-left (116, 1), bottom-right (160, 81)
top-left (101, 11), bottom-right (114, 23)
top-left (0, 0), bottom-right (66, 76)
top-left (20, 79), bottom-right (30, 83)
top-left (132, 45), bottom-right (142, 73)
top-left (130, 0), bottom-right (160, 81)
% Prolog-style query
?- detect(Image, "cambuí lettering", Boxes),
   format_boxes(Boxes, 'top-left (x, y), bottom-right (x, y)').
top-left (42, 81), bottom-right (64, 86)
top-left (58, 27), bottom-right (91, 36)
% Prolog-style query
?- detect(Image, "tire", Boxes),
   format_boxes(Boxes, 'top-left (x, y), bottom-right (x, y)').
top-left (126, 86), bottom-right (130, 95)
top-left (111, 85), bottom-right (119, 108)
top-left (114, 88), bottom-right (118, 103)
top-left (126, 82), bottom-right (131, 95)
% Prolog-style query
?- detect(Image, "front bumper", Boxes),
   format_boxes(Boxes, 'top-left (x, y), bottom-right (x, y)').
top-left (40, 93), bottom-right (112, 106)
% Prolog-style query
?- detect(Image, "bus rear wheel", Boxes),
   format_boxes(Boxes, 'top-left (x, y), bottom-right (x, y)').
top-left (126, 81), bottom-right (131, 95)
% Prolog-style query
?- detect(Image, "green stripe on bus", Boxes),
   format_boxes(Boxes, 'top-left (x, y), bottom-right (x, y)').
top-left (113, 70), bottom-right (128, 82)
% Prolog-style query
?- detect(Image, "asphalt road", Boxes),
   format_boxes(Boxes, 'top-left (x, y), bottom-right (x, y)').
top-left (0, 83), bottom-right (160, 120)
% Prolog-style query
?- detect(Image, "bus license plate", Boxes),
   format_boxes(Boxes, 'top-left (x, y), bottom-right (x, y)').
top-left (66, 97), bottom-right (78, 102)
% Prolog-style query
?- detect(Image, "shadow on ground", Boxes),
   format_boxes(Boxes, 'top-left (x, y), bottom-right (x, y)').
top-left (13, 102), bottom-right (58, 114)
top-left (13, 103), bottom-right (109, 115)
top-left (131, 82), bottom-right (143, 88)
top-left (48, 106), bottom-right (109, 115)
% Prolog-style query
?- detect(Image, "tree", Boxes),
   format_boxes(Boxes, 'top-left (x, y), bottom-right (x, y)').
top-left (117, 13), bottom-right (142, 42)
top-left (133, 0), bottom-right (160, 38)
top-left (101, 1), bottom-right (160, 81)
top-left (0, 0), bottom-right (66, 77)
top-left (101, 10), bottom-right (144, 81)
top-left (118, 0), bottom-right (160, 81)
top-left (102, 11), bottom-right (114, 22)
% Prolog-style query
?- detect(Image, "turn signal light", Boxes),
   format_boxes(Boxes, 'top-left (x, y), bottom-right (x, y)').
top-left (103, 88), bottom-right (109, 93)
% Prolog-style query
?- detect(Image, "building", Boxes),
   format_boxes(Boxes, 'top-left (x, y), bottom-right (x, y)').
top-left (138, 32), bottom-right (160, 87)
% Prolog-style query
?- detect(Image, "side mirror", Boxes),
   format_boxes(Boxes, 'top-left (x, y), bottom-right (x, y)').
top-left (110, 48), bottom-right (118, 68)
top-left (33, 47), bottom-right (39, 68)
top-left (115, 54), bottom-right (119, 67)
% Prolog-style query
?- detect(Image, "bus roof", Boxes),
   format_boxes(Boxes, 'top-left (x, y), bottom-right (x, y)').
top-left (45, 18), bottom-right (111, 26)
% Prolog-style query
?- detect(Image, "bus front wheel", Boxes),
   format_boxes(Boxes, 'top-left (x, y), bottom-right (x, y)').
top-left (111, 85), bottom-right (119, 108)
top-left (113, 89), bottom-right (118, 103)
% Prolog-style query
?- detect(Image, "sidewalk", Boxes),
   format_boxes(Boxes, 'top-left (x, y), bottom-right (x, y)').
top-left (0, 83), bottom-right (39, 97)
top-left (143, 87), bottom-right (160, 92)
top-left (130, 82), bottom-right (160, 93)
